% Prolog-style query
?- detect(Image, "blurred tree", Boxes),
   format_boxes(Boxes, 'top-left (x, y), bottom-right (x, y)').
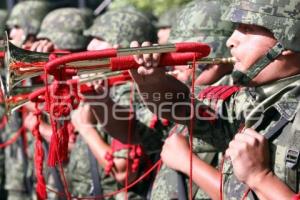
top-left (109, 0), bottom-right (191, 16)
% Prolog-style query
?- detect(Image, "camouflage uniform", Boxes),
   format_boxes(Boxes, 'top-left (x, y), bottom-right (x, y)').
top-left (151, 1), bottom-right (234, 199)
top-left (6, 1), bottom-right (54, 41)
top-left (37, 8), bottom-right (93, 51)
top-left (188, 0), bottom-right (300, 199)
top-left (84, 9), bottom-right (157, 47)
top-left (3, 3), bottom-right (43, 194)
top-left (3, 112), bottom-right (35, 200)
top-left (0, 9), bottom-right (7, 200)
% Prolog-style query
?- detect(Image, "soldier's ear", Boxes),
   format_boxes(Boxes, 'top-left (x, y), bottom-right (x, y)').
top-left (282, 50), bottom-right (294, 56)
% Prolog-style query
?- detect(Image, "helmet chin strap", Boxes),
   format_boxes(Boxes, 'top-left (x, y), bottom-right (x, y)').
top-left (231, 42), bottom-right (285, 85)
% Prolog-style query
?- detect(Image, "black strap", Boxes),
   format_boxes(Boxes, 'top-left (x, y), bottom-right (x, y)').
top-left (43, 142), bottom-right (66, 200)
top-left (177, 171), bottom-right (188, 200)
top-left (87, 148), bottom-right (102, 199)
top-left (285, 111), bottom-right (300, 192)
top-left (264, 117), bottom-right (289, 140)
top-left (19, 136), bottom-right (33, 195)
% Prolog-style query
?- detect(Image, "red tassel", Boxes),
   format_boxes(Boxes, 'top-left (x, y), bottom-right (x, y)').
top-left (31, 103), bottom-right (47, 200)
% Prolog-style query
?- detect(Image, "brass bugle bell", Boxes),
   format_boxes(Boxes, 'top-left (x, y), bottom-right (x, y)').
top-left (0, 68), bottom-right (131, 117)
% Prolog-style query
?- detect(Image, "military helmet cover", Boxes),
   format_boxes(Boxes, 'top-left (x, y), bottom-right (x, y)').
top-left (169, 0), bottom-right (234, 57)
top-left (84, 9), bottom-right (157, 47)
top-left (37, 8), bottom-right (93, 50)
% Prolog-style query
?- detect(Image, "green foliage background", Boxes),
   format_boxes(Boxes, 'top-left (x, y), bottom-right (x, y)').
top-left (109, 0), bottom-right (192, 16)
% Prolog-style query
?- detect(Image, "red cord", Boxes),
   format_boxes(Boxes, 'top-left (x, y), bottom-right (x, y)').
top-left (47, 159), bottom-right (162, 199)
top-left (0, 126), bottom-right (23, 148)
top-left (0, 116), bottom-right (7, 130)
top-left (124, 82), bottom-right (135, 200)
top-left (187, 54), bottom-right (197, 200)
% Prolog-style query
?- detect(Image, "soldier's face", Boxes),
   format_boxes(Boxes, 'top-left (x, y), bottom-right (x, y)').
top-left (226, 24), bottom-right (281, 84)
top-left (9, 26), bottom-right (26, 46)
top-left (87, 38), bottom-right (113, 51)
top-left (158, 28), bottom-right (171, 44)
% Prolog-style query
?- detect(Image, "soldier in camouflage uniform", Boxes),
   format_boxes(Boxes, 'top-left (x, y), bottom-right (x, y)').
top-left (31, 7), bottom-right (93, 52)
top-left (129, 0), bottom-right (300, 199)
top-left (155, 7), bottom-right (179, 44)
top-left (0, 9), bottom-right (7, 199)
top-left (3, 2), bottom-right (53, 200)
top-left (6, 0), bottom-right (54, 47)
top-left (68, 8), bottom-right (166, 199)
top-left (150, 0), bottom-right (234, 199)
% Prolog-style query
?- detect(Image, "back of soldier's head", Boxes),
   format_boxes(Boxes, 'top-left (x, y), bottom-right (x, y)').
top-left (37, 7), bottom-right (93, 51)
top-left (169, 0), bottom-right (234, 57)
top-left (6, 1), bottom-right (54, 36)
top-left (84, 8), bottom-right (157, 47)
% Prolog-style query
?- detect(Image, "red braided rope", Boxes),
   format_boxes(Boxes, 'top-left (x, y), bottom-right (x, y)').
top-left (0, 126), bottom-right (23, 148)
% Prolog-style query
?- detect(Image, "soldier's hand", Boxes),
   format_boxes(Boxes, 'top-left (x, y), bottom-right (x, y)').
top-left (30, 39), bottom-right (55, 53)
top-left (161, 133), bottom-right (190, 173)
top-left (130, 41), bottom-right (161, 76)
top-left (71, 104), bottom-right (97, 133)
top-left (225, 128), bottom-right (271, 187)
top-left (24, 112), bottom-right (38, 131)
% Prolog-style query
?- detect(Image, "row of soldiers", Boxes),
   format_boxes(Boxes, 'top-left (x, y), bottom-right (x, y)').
top-left (0, 0), bottom-right (299, 200)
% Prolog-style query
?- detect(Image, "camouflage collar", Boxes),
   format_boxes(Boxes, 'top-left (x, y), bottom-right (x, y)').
top-left (255, 74), bottom-right (300, 101)
top-left (258, 74), bottom-right (300, 121)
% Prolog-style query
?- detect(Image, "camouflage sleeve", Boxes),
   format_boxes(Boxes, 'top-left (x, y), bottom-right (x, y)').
top-left (110, 83), bottom-right (166, 155)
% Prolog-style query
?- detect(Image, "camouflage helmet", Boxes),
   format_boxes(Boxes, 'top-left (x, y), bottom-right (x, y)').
top-left (169, 0), bottom-right (234, 57)
top-left (84, 9), bottom-right (157, 47)
top-left (0, 10), bottom-right (7, 37)
top-left (6, 1), bottom-right (53, 36)
top-left (37, 8), bottom-right (93, 50)
top-left (222, 0), bottom-right (300, 52)
top-left (156, 7), bottom-right (179, 28)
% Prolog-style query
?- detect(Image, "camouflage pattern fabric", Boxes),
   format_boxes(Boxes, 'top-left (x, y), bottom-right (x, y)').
top-left (84, 9), bottom-right (157, 47)
top-left (169, 0), bottom-right (234, 57)
top-left (68, 82), bottom-right (169, 199)
top-left (6, 1), bottom-right (54, 36)
top-left (155, 7), bottom-right (179, 29)
top-left (4, 113), bottom-right (34, 200)
top-left (222, 0), bottom-right (300, 52)
top-left (37, 8), bottom-right (93, 51)
top-left (68, 134), bottom-right (118, 200)
top-left (0, 105), bottom-right (6, 200)
top-left (190, 75), bottom-right (300, 199)
top-left (0, 9), bottom-right (7, 37)
top-left (150, 123), bottom-right (218, 200)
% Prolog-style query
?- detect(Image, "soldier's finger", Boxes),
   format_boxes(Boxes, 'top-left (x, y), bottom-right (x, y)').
top-left (43, 42), bottom-right (53, 53)
top-left (30, 41), bottom-right (40, 51)
top-left (141, 41), bottom-right (152, 68)
top-left (137, 66), bottom-right (154, 75)
top-left (152, 43), bottom-right (160, 67)
top-left (244, 128), bottom-right (266, 143)
top-left (130, 41), bottom-right (143, 65)
top-left (36, 40), bottom-right (47, 52)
